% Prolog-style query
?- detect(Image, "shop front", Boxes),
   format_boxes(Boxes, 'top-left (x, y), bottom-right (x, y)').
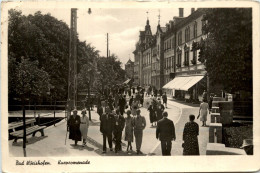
top-left (162, 75), bottom-right (206, 102)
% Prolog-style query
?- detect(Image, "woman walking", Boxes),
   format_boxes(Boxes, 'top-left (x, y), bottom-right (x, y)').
top-left (156, 100), bottom-right (165, 121)
top-left (67, 109), bottom-right (81, 146)
top-left (183, 115), bottom-right (200, 155)
top-left (80, 109), bottom-right (89, 146)
top-left (125, 110), bottom-right (134, 152)
top-left (198, 99), bottom-right (209, 126)
top-left (148, 102), bottom-right (157, 127)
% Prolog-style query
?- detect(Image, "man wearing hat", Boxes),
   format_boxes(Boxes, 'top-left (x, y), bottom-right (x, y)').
top-left (100, 107), bottom-right (115, 153)
top-left (67, 109), bottom-right (82, 146)
top-left (98, 100), bottom-right (107, 120)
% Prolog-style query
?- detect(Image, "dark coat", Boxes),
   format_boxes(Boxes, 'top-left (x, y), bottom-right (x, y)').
top-left (119, 97), bottom-right (126, 109)
top-left (183, 121), bottom-right (199, 155)
top-left (148, 105), bottom-right (156, 123)
top-left (98, 106), bottom-right (106, 116)
top-left (100, 113), bottom-right (115, 135)
top-left (68, 115), bottom-right (82, 141)
top-left (162, 94), bottom-right (167, 102)
top-left (114, 115), bottom-right (125, 133)
top-left (156, 118), bottom-right (176, 141)
top-left (156, 104), bottom-right (165, 121)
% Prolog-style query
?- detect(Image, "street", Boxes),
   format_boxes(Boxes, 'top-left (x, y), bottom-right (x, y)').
top-left (9, 95), bottom-right (211, 157)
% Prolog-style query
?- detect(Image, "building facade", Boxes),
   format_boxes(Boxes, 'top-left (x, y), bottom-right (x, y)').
top-left (133, 8), bottom-right (208, 101)
top-left (172, 8), bottom-right (207, 101)
top-left (125, 59), bottom-right (134, 80)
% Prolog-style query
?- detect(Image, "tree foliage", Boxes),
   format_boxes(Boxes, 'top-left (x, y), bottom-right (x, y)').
top-left (77, 54), bottom-right (126, 94)
top-left (8, 9), bottom-right (126, 103)
top-left (9, 57), bottom-right (51, 100)
top-left (199, 8), bottom-right (252, 93)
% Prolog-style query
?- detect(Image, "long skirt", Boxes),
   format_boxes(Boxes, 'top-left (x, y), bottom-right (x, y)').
top-left (69, 126), bottom-right (82, 141)
top-left (149, 113), bottom-right (156, 123)
top-left (80, 124), bottom-right (88, 140)
top-left (183, 137), bottom-right (200, 155)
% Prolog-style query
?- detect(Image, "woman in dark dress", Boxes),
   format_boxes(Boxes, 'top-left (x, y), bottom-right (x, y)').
top-left (182, 114), bottom-right (200, 155)
top-left (156, 100), bottom-right (165, 121)
top-left (148, 103), bottom-right (156, 127)
top-left (67, 109), bottom-right (82, 146)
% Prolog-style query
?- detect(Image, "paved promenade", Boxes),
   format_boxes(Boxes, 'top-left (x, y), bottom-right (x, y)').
top-left (9, 97), bottom-right (210, 157)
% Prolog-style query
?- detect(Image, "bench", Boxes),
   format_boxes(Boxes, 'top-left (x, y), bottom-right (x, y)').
top-left (9, 118), bottom-right (46, 143)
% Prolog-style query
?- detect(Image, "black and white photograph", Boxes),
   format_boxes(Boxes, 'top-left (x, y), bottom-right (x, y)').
top-left (1, 1), bottom-right (260, 172)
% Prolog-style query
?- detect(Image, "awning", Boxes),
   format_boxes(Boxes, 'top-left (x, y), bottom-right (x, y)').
top-left (123, 79), bottom-right (131, 84)
top-left (162, 75), bottom-right (204, 91)
top-left (179, 75), bottom-right (204, 91)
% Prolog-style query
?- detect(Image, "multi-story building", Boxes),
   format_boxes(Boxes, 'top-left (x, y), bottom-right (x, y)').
top-left (151, 38), bottom-right (160, 89)
top-left (125, 59), bottom-right (134, 80)
top-left (133, 8), bottom-right (207, 101)
top-left (163, 8), bottom-right (207, 101)
top-left (133, 31), bottom-right (144, 86)
top-left (133, 19), bottom-right (153, 88)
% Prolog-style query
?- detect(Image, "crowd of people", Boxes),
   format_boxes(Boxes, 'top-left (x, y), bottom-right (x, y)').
top-left (66, 86), bottom-right (212, 156)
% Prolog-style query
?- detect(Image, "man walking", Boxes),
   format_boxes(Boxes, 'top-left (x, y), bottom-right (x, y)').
top-left (156, 111), bottom-right (176, 156)
top-left (100, 107), bottom-right (115, 154)
top-left (98, 100), bottom-right (107, 120)
top-left (133, 109), bottom-right (146, 154)
top-left (118, 94), bottom-right (126, 115)
top-left (162, 92), bottom-right (167, 108)
top-left (113, 109), bottom-right (125, 153)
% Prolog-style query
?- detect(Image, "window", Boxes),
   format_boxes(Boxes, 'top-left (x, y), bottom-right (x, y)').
top-left (172, 38), bottom-right (174, 48)
top-left (185, 27), bottom-right (190, 42)
top-left (192, 50), bottom-right (197, 65)
top-left (177, 52), bottom-right (182, 67)
top-left (194, 21), bottom-right (197, 38)
top-left (178, 31), bottom-right (182, 45)
top-left (184, 48), bottom-right (190, 66)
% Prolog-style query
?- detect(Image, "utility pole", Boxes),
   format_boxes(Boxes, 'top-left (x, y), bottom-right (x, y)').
top-left (68, 8), bottom-right (78, 112)
top-left (107, 33), bottom-right (109, 58)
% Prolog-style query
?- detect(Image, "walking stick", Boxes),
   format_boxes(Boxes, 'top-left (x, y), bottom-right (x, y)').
top-left (65, 128), bottom-right (68, 145)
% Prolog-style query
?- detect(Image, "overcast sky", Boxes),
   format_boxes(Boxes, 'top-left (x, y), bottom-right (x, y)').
top-left (21, 8), bottom-right (193, 67)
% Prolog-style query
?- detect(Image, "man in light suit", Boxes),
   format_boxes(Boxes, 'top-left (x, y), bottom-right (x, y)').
top-left (156, 111), bottom-right (176, 156)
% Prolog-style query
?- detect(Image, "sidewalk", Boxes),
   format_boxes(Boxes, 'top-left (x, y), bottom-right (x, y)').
top-left (9, 98), bottom-right (210, 157)
top-left (153, 98), bottom-right (209, 155)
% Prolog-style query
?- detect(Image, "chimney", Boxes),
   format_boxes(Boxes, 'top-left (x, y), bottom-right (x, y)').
top-left (191, 8), bottom-right (195, 14)
top-left (179, 8), bottom-right (184, 17)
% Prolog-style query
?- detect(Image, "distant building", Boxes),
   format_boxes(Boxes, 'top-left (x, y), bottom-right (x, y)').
top-left (125, 59), bottom-right (134, 80)
top-left (133, 8), bottom-right (208, 101)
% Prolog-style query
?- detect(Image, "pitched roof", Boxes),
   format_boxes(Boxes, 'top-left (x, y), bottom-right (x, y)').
top-left (126, 59), bottom-right (133, 64)
top-left (160, 27), bottom-right (166, 33)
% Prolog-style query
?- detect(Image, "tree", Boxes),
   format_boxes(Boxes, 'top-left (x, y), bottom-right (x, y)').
top-left (199, 8), bottom-right (252, 93)
top-left (91, 54), bottom-right (126, 94)
top-left (8, 9), bottom-right (100, 102)
top-left (9, 56), bottom-right (51, 151)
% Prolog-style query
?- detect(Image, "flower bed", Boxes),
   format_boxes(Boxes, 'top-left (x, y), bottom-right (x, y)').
top-left (223, 124), bottom-right (253, 148)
